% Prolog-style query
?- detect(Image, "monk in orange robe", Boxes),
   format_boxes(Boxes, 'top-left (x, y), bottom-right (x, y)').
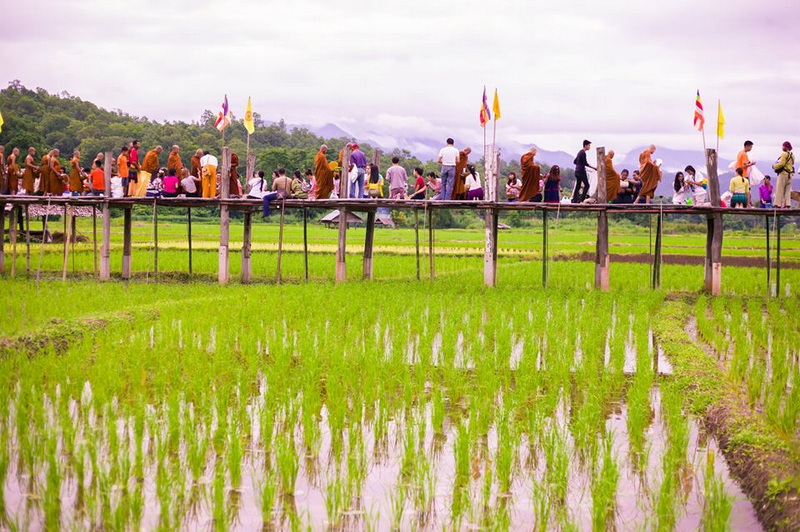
top-left (518, 147), bottom-right (542, 202)
top-left (69, 150), bottom-right (82, 194)
top-left (229, 152), bottom-right (241, 195)
top-left (48, 150), bottom-right (67, 195)
top-left (167, 145), bottom-right (182, 176)
top-left (5, 148), bottom-right (20, 194)
top-left (190, 149), bottom-right (202, 179)
top-left (635, 145), bottom-right (662, 204)
top-left (314, 145), bottom-right (334, 199)
top-left (452, 147), bottom-right (471, 199)
top-left (21, 148), bottom-right (38, 194)
top-left (337, 142), bottom-right (353, 170)
top-left (604, 150), bottom-right (620, 203)
top-left (134, 145), bottom-right (162, 197)
top-left (38, 153), bottom-right (51, 194)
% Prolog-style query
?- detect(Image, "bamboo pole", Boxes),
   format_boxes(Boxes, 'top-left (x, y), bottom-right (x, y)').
top-left (100, 152), bottom-right (112, 280)
top-left (25, 205), bottom-right (31, 276)
top-left (414, 209), bottom-right (420, 281)
top-left (187, 207), bottom-right (193, 275)
top-left (276, 199), bottom-right (286, 284)
top-left (218, 147), bottom-right (231, 285)
top-left (303, 207), bottom-right (309, 282)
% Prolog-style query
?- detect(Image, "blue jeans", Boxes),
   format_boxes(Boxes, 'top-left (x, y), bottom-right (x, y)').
top-left (349, 167), bottom-right (365, 198)
top-left (440, 165), bottom-right (455, 201)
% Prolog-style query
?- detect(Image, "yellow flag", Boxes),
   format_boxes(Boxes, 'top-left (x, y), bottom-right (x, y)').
top-left (716, 100), bottom-right (725, 140)
top-left (243, 97), bottom-right (255, 135)
top-left (0, 109), bottom-right (4, 133)
top-left (492, 89), bottom-right (501, 120)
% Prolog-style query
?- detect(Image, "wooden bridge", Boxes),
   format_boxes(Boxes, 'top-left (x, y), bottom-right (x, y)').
top-left (1, 147), bottom-right (796, 296)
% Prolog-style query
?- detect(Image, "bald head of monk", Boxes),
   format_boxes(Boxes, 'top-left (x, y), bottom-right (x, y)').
top-left (73, 149), bottom-right (80, 157)
top-left (195, 149), bottom-right (203, 157)
top-left (320, 144), bottom-right (328, 154)
top-left (529, 147), bottom-right (538, 155)
top-left (463, 147), bottom-right (472, 155)
top-left (51, 149), bottom-right (60, 157)
top-left (0, 146), bottom-right (4, 155)
top-left (155, 146), bottom-right (163, 154)
top-left (11, 147), bottom-right (19, 157)
top-left (648, 145), bottom-right (656, 154)
top-left (608, 149), bottom-right (615, 159)
top-left (171, 145), bottom-right (180, 153)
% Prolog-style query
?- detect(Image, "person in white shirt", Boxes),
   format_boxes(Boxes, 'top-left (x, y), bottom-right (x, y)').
top-left (437, 137), bottom-right (460, 201)
top-left (199, 150), bottom-right (219, 198)
top-left (247, 170), bottom-right (270, 199)
top-left (465, 164), bottom-right (484, 200)
top-left (672, 171), bottom-right (691, 204)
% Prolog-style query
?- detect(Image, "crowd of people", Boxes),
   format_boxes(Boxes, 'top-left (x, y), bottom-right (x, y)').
top-left (0, 137), bottom-right (794, 209)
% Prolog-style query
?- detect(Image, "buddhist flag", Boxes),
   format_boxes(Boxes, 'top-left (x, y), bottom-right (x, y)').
top-left (479, 86), bottom-right (491, 127)
top-left (693, 90), bottom-right (704, 131)
top-left (214, 94), bottom-right (232, 132)
top-left (243, 97), bottom-right (255, 135)
top-left (0, 109), bottom-right (4, 133)
top-left (716, 100), bottom-right (725, 140)
top-left (492, 89), bottom-right (501, 121)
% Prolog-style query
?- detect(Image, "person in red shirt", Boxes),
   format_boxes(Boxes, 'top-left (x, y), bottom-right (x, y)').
top-left (410, 167), bottom-right (426, 199)
top-left (127, 140), bottom-right (140, 196)
top-left (90, 160), bottom-right (105, 195)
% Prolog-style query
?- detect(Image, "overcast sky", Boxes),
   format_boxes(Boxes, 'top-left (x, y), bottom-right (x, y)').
top-left (4, 0), bottom-right (799, 160)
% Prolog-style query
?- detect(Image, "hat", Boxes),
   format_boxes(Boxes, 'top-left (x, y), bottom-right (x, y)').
top-left (351, 143), bottom-right (359, 150)
top-left (783, 141), bottom-right (793, 151)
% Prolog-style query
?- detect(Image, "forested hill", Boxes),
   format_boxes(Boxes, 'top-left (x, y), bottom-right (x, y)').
top-left (0, 80), bottom-right (427, 172)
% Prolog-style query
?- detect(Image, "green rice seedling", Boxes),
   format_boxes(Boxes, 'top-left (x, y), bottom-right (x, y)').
top-left (256, 469), bottom-right (278, 529)
top-left (590, 433), bottom-right (619, 531)
top-left (42, 435), bottom-right (62, 531)
top-left (228, 425), bottom-right (243, 491)
top-left (542, 426), bottom-right (569, 508)
top-left (390, 481), bottom-right (407, 531)
top-left (701, 450), bottom-right (732, 532)
top-left (211, 455), bottom-right (228, 532)
top-left (276, 432), bottom-right (299, 498)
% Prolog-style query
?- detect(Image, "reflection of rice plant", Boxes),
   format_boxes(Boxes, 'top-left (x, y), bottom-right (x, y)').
top-left (591, 433), bottom-right (619, 531)
top-left (701, 450), bottom-right (733, 532)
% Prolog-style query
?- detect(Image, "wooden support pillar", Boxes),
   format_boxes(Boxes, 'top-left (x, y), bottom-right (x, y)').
top-left (122, 207), bottom-right (132, 279)
top-left (187, 207), bottom-right (193, 275)
top-left (0, 201), bottom-right (5, 275)
top-left (10, 206), bottom-right (18, 278)
top-left (542, 209), bottom-right (549, 289)
top-left (241, 210), bottom-right (252, 283)
top-left (246, 154), bottom-right (256, 187)
top-left (363, 210), bottom-right (376, 280)
top-left (218, 147), bottom-right (231, 285)
top-left (336, 146), bottom-right (352, 283)
top-left (652, 211), bottom-right (663, 290)
top-left (62, 205), bottom-right (73, 281)
top-left (153, 201), bottom-right (158, 277)
top-left (427, 208), bottom-right (435, 280)
top-left (25, 205), bottom-right (31, 276)
top-left (776, 214), bottom-right (781, 295)
top-left (414, 209), bottom-right (420, 281)
top-left (92, 205), bottom-right (98, 276)
top-left (100, 152), bottom-right (112, 280)
top-left (704, 149), bottom-right (722, 295)
top-left (766, 215), bottom-right (771, 297)
top-left (483, 207), bottom-right (498, 287)
top-left (303, 207), bottom-right (309, 282)
top-left (276, 200), bottom-right (286, 284)
top-left (594, 147), bottom-right (609, 291)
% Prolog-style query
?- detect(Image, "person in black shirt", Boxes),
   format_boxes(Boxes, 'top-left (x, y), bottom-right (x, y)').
top-left (571, 139), bottom-right (596, 203)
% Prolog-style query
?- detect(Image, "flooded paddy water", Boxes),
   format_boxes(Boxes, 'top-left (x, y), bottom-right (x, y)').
top-left (0, 288), bottom-right (764, 530)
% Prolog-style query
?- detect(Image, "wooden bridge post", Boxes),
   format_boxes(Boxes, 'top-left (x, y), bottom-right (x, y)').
top-left (766, 214), bottom-right (771, 297)
top-left (776, 214), bottom-right (781, 295)
top-left (427, 208), bottom-right (435, 280)
top-left (218, 147), bottom-right (231, 285)
top-left (152, 202), bottom-right (158, 277)
top-left (414, 209), bottom-right (420, 281)
top-left (652, 210), bottom-right (663, 289)
top-left (363, 209), bottom-right (376, 280)
top-left (483, 207), bottom-right (498, 287)
top-left (303, 207), bottom-right (309, 282)
top-left (100, 152), bottom-right (113, 280)
top-left (122, 207), bottom-right (132, 279)
top-left (61, 205), bottom-right (73, 281)
top-left (595, 147), bottom-right (609, 290)
top-left (187, 207), bottom-right (193, 275)
top-left (542, 209), bottom-right (549, 289)
top-left (335, 146), bottom-right (352, 283)
top-left (704, 149), bottom-right (723, 295)
top-left (0, 201), bottom-right (5, 275)
top-left (25, 205), bottom-right (31, 276)
top-left (9, 206), bottom-right (18, 277)
top-left (241, 210), bottom-right (252, 283)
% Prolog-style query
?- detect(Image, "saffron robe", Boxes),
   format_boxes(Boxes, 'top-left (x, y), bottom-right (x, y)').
top-left (69, 157), bottom-right (82, 193)
top-left (452, 151), bottom-right (469, 199)
top-left (638, 150), bottom-right (662, 199)
top-left (604, 155), bottom-right (620, 203)
top-left (518, 152), bottom-right (541, 201)
top-left (167, 152), bottom-right (182, 175)
top-left (6, 155), bottom-right (19, 194)
top-left (22, 155), bottom-right (36, 193)
top-left (314, 151), bottom-right (334, 199)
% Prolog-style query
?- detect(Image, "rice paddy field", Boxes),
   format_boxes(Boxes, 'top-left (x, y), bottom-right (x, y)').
top-left (1, 212), bottom-right (799, 531)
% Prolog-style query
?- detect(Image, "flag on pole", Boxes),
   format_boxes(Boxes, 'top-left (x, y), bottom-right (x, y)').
top-left (693, 90), bottom-right (704, 131)
top-left (492, 89), bottom-right (501, 121)
top-left (0, 109), bottom-right (4, 133)
top-left (716, 100), bottom-right (725, 140)
top-left (479, 86), bottom-right (491, 127)
top-left (215, 94), bottom-right (232, 132)
top-left (243, 97), bottom-right (255, 135)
